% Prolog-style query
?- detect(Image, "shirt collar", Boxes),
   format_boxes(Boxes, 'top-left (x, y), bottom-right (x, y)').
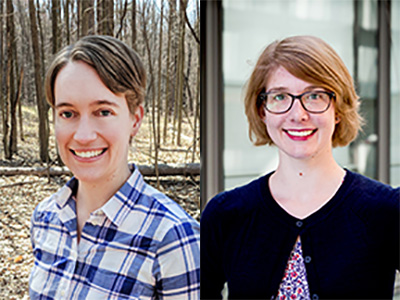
top-left (101, 164), bottom-right (145, 227)
top-left (54, 164), bottom-right (146, 227)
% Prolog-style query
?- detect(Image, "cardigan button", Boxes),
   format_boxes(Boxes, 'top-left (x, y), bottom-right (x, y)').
top-left (296, 221), bottom-right (303, 227)
top-left (304, 256), bottom-right (312, 263)
top-left (312, 294), bottom-right (319, 300)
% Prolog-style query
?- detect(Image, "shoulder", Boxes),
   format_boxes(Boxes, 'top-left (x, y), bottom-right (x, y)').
top-left (346, 170), bottom-right (399, 204)
top-left (201, 174), bottom-right (269, 224)
top-left (120, 180), bottom-right (199, 245)
top-left (31, 179), bottom-right (74, 224)
top-left (345, 170), bottom-right (399, 220)
top-left (141, 182), bottom-right (199, 225)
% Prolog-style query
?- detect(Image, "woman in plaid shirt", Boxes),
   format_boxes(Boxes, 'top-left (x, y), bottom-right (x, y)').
top-left (29, 35), bottom-right (200, 300)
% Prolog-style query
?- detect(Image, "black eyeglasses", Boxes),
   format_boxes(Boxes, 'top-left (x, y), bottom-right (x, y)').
top-left (258, 90), bottom-right (335, 114)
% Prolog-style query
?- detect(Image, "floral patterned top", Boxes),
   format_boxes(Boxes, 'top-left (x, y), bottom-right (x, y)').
top-left (276, 236), bottom-right (310, 300)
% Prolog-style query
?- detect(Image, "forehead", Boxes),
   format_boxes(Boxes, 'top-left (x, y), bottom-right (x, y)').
top-left (266, 66), bottom-right (315, 92)
top-left (54, 61), bottom-right (124, 107)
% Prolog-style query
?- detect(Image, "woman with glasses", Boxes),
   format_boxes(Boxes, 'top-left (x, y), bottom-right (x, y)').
top-left (201, 35), bottom-right (399, 299)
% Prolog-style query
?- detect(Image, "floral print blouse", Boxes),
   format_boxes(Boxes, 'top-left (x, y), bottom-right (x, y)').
top-left (276, 237), bottom-right (310, 300)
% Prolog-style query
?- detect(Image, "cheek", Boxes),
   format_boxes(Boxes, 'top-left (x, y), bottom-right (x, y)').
top-left (54, 123), bottom-right (68, 145)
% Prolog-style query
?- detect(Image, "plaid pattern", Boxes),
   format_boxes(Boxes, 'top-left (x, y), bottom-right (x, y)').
top-left (29, 165), bottom-right (200, 299)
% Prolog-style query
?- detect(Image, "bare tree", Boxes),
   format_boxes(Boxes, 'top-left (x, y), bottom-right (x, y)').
top-left (163, 0), bottom-right (175, 143)
top-left (51, 0), bottom-right (60, 53)
top-left (103, 0), bottom-right (114, 36)
top-left (142, 1), bottom-right (159, 186)
top-left (64, 0), bottom-right (70, 44)
top-left (157, 0), bottom-right (164, 147)
top-left (29, 0), bottom-right (49, 162)
top-left (176, 0), bottom-right (187, 146)
top-left (81, 0), bottom-right (95, 37)
top-left (131, 0), bottom-right (136, 49)
top-left (6, 0), bottom-right (17, 158)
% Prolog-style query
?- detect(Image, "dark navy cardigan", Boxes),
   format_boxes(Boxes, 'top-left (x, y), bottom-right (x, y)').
top-left (200, 170), bottom-right (400, 299)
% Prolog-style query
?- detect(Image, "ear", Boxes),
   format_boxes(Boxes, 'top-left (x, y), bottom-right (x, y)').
top-left (335, 114), bottom-right (341, 124)
top-left (258, 105), bottom-right (266, 122)
top-left (131, 105), bottom-right (144, 137)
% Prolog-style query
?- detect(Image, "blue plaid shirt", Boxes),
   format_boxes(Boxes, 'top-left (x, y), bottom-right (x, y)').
top-left (29, 165), bottom-right (200, 299)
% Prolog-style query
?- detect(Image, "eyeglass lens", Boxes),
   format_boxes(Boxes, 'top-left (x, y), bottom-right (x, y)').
top-left (266, 91), bottom-right (331, 113)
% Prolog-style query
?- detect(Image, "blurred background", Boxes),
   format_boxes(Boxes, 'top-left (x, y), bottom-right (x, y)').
top-left (202, 0), bottom-right (399, 202)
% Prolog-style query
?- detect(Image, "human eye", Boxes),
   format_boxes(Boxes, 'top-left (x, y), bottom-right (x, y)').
top-left (96, 108), bottom-right (114, 117)
top-left (271, 93), bottom-right (288, 101)
top-left (306, 91), bottom-right (324, 101)
top-left (59, 110), bottom-right (75, 119)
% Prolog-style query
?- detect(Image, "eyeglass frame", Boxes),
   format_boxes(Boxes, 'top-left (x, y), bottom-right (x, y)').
top-left (257, 89), bottom-right (336, 114)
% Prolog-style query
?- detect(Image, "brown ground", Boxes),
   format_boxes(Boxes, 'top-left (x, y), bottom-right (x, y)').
top-left (0, 105), bottom-right (199, 299)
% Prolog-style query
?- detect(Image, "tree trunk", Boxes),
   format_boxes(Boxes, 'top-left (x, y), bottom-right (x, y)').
top-left (15, 68), bottom-right (24, 142)
top-left (35, 0), bottom-right (45, 80)
top-left (131, 0), bottom-right (136, 49)
top-left (81, 0), bottom-right (94, 36)
top-left (51, 0), bottom-right (60, 53)
top-left (76, 0), bottom-right (81, 38)
top-left (0, 163), bottom-right (200, 177)
top-left (116, 0), bottom-right (128, 39)
top-left (103, 0), bottom-right (114, 36)
top-left (29, 0), bottom-right (49, 163)
top-left (81, 0), bottom-right (88, 36)
top-left (96, 0), bottom-right (102, 34)
top-left (162, 0), bottom-right (174, 143)
top-left (142, 1), bottom-right (159, 187)
top-left (64, 0), bottom-right (70, 44)
top-left (157, 0), bottom-right (164, 147)
top-left (1, 0), bottom-right (9, 159)
top-left (6, 0), bottom-right (15, 159)
top-left (176, 0), bottom-right (187, 146)
top-left (16, 0), bottom-right (32, 142)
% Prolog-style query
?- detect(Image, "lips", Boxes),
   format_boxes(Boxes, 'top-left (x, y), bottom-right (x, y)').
top-left (283, 129), bottom-right (317, 140)
top-left (70, 148), bottom-right (107, 159)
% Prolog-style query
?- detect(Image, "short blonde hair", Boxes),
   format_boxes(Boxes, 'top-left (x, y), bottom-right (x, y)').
top-left (45, 35), bottom-right (146, 114)
top-left (244, 35), bottom-right (363, 147)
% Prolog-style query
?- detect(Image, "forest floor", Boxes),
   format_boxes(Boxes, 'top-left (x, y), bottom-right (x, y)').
top-left (0, 105), bottom-right (199, 299)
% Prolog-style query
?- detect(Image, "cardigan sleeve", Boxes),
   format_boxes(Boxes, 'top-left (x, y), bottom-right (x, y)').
top-left (200, 195), bottom-right (227, 299)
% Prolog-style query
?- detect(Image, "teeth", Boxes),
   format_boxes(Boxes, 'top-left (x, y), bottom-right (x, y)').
top-left (74, 150), bottom-right (103, 158)
top-left (287, 130), bottom-right (314, 137)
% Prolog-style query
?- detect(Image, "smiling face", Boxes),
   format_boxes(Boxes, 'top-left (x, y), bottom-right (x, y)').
top-left (54, 61), bottom-right (143, 185)
top-left (260, 66), bottom-right (338, 161)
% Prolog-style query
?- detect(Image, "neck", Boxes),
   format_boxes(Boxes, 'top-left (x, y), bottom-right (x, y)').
top-left (270, 150), bottom-right (345, 219)
top-left (272, 148), bottom-right (345, 200)
top-left (276, 145), bottom-right (342, 178)
top-left (76, 165), bottom-right (131, 214)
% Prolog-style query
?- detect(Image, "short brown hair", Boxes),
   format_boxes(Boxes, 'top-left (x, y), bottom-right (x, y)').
top-left (244, 35), bottom-right (363, 147)
top-left (45, 35), bottom-right (146, 114)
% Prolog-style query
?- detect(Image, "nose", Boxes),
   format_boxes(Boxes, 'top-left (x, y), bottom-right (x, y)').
top-left (73, 116), bottom-right (97, 144)
top-left (288, 98), bottom-right (309, 122)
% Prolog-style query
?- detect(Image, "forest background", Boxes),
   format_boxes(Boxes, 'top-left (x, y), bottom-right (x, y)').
top-left (0, 0), bottom-right (200, 298)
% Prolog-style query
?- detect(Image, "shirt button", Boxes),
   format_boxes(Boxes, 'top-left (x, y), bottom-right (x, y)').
top-left (304, 256), bottom-right (312, 263)
top-left (312, 294), bottom-right (319, 300)
top-left (296, 221), bottom-right (303, 227)
top-left (60, 290), bottom-right (65, 296)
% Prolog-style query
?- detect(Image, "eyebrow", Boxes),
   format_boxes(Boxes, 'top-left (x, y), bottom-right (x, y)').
top-left (55, 100), bottom-right (120, 109)
top-left (267, 85), bottom-right (325, 93)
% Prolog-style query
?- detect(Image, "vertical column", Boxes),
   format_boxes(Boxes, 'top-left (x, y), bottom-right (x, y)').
top-left (377, 0), bottom-right (391, 183)
top-left (200, 0), bottom-right (224, 210)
